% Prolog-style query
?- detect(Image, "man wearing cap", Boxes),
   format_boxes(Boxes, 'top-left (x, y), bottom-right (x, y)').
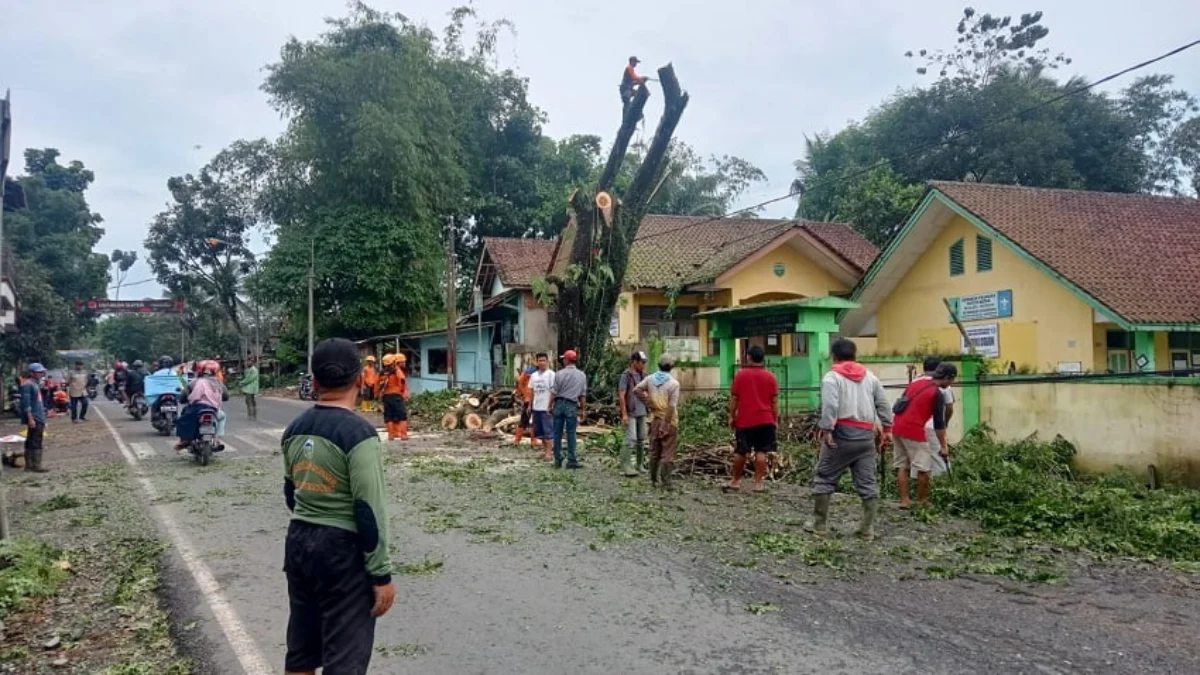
top-left (619, 56), bottom-right (648, 110)
top-left (617, 351), bottom-right (649, 477)
top-left (282, 338), bottom-right (395, 675)
top-left (550, 349), bottom-right (587, 469)
top-left (634, 355), bottom-right (682, 488)
top-left (19, 363), bottom-right (49, 472)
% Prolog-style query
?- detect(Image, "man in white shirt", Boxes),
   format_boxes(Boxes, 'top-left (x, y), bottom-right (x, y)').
top-left (527, 352), bottom-right (556, 461)
top-left (914, 356), bottom-right (954, 478)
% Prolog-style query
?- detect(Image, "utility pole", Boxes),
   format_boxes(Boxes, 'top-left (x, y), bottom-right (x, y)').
top-left (307, 238), bottom-right (315, 374)
top-left (445, 216), bottom-right (457, 389)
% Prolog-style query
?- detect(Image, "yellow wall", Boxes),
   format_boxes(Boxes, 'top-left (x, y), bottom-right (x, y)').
top-left (877, 215), bottom-right (1096, 372)
top-left (982, 381), bottom-right (1200, 486)
top-left (722, 242), bottom-right (850, 305)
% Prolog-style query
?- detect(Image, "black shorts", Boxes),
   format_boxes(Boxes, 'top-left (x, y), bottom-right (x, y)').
top-left (736, 424), bottom-right (777, 455)
top-left (518, 403), bottom-right (532, 429)
top-left (284, 521), bottom-right (377, 674)
top-left (382, 394), bottom-right (407, 422)
top-left (360, 386), bottom-right (376, 401)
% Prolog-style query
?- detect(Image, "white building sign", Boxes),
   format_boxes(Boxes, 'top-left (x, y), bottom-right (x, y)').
top-left (960, 323), bottom-right (999, 358)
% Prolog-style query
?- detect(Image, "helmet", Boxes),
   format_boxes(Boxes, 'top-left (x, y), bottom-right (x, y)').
top-left (113, 361), bottom-right (121, 369)
top-left (199, 360), bottom-right (220, 376)
top-left (382, 354), bottom-right (397, 367)
top-left (132, 360), bottom-right (144, 369)
top-left (395, 353), bottom-right (407, 363)
top-left (160, 356), bottom-right (174, 369)
top-left (366, 355), bottom-right (377, 362)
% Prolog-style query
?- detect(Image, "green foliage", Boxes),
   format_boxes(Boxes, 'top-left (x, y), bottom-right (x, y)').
top-left (0, 537), bottom-right (69, 618)
top-left (581, 341), bottom-right (634, 405)
top-left (96, 315), bottom-right (186, 365)
top-left (937, 426), bottom-right (1200, 561)
top-left (406, 389), bottom-right (459, 420)
top-left (0, 257), bottom-right (76, 367)
top-left (905, 8), bottom-right (1068, 86)
top-left (678, 393), bottom-right (731, 448)
top-left (33, 494), bottom-right (81, 513)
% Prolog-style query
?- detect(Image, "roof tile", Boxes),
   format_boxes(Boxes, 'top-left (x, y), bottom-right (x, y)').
top-left (480, 237), bottom-right (557, 288)
top-left (931, 181), bottom-right (1200, 324)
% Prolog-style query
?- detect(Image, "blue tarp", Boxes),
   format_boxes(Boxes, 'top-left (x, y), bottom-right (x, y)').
top-left (144, 374), bottom-right (184, 406)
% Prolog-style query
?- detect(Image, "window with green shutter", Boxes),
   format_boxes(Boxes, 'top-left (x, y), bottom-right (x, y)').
top-left (976, 235), bottom-right (993, 272)
top-left (949, 238), bottom-right (965, 276)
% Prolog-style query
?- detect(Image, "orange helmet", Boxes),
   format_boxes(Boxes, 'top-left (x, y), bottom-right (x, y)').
top-left (365, 355), bottom-right (377, 362)
top-left (395, 353), bottom-right (407, 363)
top-left (198, 360), bottom-right (220, 376)
top-left (382, 354), bottom-right (397, 367)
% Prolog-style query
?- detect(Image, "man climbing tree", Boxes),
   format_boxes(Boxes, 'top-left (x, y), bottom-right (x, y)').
top-left (619, 56), bottom-right (648, 112)
top-left (549, 61), bottom-right (689, 376)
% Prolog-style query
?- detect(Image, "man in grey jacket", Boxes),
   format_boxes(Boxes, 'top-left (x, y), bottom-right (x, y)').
top-left (808, 338), bottom-right (893, 540)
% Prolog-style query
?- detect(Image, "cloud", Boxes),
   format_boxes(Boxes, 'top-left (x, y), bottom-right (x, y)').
top-left (3, 0), bottom-right (1197, 296)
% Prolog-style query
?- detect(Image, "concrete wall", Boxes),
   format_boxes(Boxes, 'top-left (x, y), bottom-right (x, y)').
top-left (518, 290), bottom-right (556, 353)
top-left (860, 360), bottom-right (966, 445)
top-left (981, 380), bottom-right (1200, 485)
top-left (721, 241), bottom-right (851, 305)
top-left (409, 328), bottom-right (495, 394)
top-left (877, 215), bottom-right (1096, 372)
top-left (673, 364), bottom-right (720, 401)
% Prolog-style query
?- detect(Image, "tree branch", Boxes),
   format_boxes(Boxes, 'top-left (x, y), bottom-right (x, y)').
top-left (624, 64), bottom-right (689, 217)
top-left (598, 84), bottom-right (652, 190)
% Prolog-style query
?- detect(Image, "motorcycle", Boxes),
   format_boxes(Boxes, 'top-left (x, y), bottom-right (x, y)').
top-left (185, 407), bottom-right (224, 466)
top-left (86, 374), bottom-right (100, 400)
top-left (126, 392), bottom-right (148, 421)
top-left (298, 372), bottom-right (314, 400)
top-left (6, 384), bottom-right (19, 418)
top-left (150, 393), bottom-right (179, 437)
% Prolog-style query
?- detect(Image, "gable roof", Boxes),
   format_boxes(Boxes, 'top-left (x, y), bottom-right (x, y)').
top-left (478, 237), bottom-right (558, 289)
top-left (485, 214), bottom-right (879, 294)
top-left (625, 214), bottom-right (878, 288)
top-left (847, 181), bottom-right (1200, 330)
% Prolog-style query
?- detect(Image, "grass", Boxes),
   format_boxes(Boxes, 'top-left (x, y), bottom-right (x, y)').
top-left (376, 643), bottom-right (429, 658)
top-left (395, 556), bottom-right (444, 576)
top-left (109, 538), bottom-right (166, 606)
top-left (33, 493), bottom-right (82, 513)
top-left (745, 602), bottom-right (781, 615)
top-left (0, 537), bottom-right (70, 618)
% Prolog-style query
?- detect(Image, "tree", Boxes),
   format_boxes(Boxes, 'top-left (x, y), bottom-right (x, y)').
top-left (619, 141), bottom-right (766, 217)
top-left (3, 148), bottom-right (109, 328)
top-left (95, 314), bottom-right (186, 365)
top-left (110, 249), bottom-right (138, 299)
top-left (549, 63), bottom-right (690, 374)
top-left (905, 7), bottom-right (1070, 87)
top-left (145, 168), bottom-right (255, 340)
top-left (0, 258), bottom-right (76, 367)
top-left (1120, 74), bottom-right (1200, 194)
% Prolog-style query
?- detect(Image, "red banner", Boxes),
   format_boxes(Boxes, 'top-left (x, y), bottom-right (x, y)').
top-left (75, 298), bottom-right (186, 314)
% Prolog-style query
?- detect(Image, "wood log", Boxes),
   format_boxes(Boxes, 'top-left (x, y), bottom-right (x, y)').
top-left (494, 414), bottom-right (521, 433)
top-left (464, 412), bottom-right (484, 430)
top-left (482, 409), bottom-right (509, 433)
top-left (467, 396), bottom-right (481, 408)
top-left (440, 412), bottom-right (460, 430)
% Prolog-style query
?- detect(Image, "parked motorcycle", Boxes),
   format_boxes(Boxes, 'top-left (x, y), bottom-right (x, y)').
top-left (150, 393), bottom-right (179, 437)
top-left (298, 372), bottom-right (314, 401)
top-left (126, 392), bottom-right (149, 421)
top-left (185, 407), bottom-right (223, 466)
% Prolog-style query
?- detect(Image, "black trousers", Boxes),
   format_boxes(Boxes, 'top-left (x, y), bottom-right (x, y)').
top-left (70, 395), bottom-right (89, 420)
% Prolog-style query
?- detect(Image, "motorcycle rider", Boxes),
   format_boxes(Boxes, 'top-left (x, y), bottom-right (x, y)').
top-left (149, 356), bottom-right (179, 425)
top-left (124, 360), bottom-right (147, 414)
top-left (113, 361), bottom-right (129, 401)
top-left (175, 360), bottom-right (229, 451)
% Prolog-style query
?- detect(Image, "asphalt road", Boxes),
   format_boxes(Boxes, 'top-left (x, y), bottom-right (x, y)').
top-left (89, 396), bottom-right (1200, 675)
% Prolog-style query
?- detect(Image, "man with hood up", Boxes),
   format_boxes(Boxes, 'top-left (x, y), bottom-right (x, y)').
top-left (809, 338), bottom-right (893, 540)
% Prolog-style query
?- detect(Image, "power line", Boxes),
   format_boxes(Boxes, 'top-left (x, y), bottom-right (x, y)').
top-left (108, 277), bottom-right (157, 290)
top-left (633, 37), bottom-right (1200, 245)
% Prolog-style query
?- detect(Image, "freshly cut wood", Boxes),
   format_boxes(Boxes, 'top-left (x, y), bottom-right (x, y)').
top-left (440, 412), bottom-right (460, 430)
top-left (482, 409), bottom-right (509, 433)
top-left (464, 412), bottom-right (484, 430)
top-left (466, 396), bottom-right (481, 408)
top-left (494, 414), bottom-right (521, 433)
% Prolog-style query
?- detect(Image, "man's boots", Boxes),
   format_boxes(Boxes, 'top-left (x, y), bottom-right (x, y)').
top-left (619, 443), bottom-right (636, 477)
top-left (26, 446), bottom-right (48, 473)
top-left (636, 445), bottom-right (646, 474)
top-left (513, 426), bottom-right (525, 445)
top-left (398, 421), bottom-right (409, 440)
top-left (660, 462), bottom-right (675, 490)
top-left (804, 494), bottom-right (831, 535)
top-left (648, 458), bottom-right (661, 486)
top-left (856, 498), bottom-right (879, 541)
top-left (386, 422), bottom-right (397, 440)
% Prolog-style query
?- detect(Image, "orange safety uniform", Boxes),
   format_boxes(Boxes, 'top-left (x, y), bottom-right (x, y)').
top-left (378, 356), bottom-right (409, 440)
top-left (512, 369), bottom-right (536, 445)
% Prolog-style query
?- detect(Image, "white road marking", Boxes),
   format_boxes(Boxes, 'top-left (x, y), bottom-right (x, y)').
top-left (220, 440), bottom-right (240, 454)
top-left (253, 427), bottom-right (285, 441)
top-left (130, 442), bottom-right (158, 460)
top-left (94, 408), bottom-right (272, 675)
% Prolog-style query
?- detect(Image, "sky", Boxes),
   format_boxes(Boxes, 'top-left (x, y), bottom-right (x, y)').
top-left (3, 0), bottom-right (1198, 298)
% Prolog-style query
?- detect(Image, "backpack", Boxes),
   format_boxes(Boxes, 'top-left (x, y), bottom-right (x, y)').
top-left (892, 380), bottom-right (938, 415)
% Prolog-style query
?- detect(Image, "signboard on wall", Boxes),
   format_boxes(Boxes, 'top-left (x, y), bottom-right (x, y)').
top-left (730, 314), bottom-right (796, 338)
top-left (74, 298), bottom-right (186, 314)
top-left (663, 337), bottom-right (701, 362)
top-left (960, 323), bottom-right (999, 357)
top-left (948, 289), bottom-right (1013, 322)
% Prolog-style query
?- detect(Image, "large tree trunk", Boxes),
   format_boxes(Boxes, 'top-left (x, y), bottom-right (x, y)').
top-left (554, 65), bottom-right (689, 374)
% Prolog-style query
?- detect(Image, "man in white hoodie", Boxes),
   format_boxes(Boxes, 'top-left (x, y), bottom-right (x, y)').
top-left (808, 338), bottom-right (893, 540)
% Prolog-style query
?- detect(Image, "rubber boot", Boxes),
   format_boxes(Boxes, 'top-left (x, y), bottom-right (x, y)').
top-left (856, 498), bottom-right (879, 541)
top-left (660, 462), bottom-right (675, 490)
top-left (636, 445), bottom-right (646, 474)
top-left (28, 446), bottom-right (48, 473)
top-left (648, 458), bottom-right (661, 486)
top-left (399, 421), bottom-right (409, 440)
top-left (513, 426), bottom-right (525, 445)
top-left (619, 441), bottom-right (636, 476)
top-left (804, 494), bottom-right (831, 535)
top-left (386, 422), bottom-right (397, 440)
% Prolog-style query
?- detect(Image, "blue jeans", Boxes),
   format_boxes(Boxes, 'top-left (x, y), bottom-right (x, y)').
top-left (552, 399), bottom-right (579, 466)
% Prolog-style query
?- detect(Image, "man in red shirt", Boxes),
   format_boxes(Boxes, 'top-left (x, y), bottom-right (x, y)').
top-left (726, 345), bottom-right (779, 493)
top-left (892, 362), bottom-right (957, 507)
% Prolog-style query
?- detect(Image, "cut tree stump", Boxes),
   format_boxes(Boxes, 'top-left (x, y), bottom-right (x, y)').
top-left (440, 412), bottom-right (460, 430)
top-left (464, 413), bottom-right (484, 430)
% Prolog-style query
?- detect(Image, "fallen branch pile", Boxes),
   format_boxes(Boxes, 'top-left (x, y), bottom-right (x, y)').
top-left (433, 388), bottom-right (620, 437)
top-left (676, 413), bottom-right (821, 482)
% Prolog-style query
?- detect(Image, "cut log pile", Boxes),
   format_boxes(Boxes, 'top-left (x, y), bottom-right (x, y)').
top-left (435, 387), bottom-right (621, 437)
top-left (676, 413), bottom-right (822, 481)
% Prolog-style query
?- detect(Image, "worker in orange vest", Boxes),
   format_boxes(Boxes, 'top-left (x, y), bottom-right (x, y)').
top-left (358, 355), bottom-right (380, 412)
top-left (512, 366), bottom-right (537, 446)
top-left (377, 354), bottom-right (410, 440)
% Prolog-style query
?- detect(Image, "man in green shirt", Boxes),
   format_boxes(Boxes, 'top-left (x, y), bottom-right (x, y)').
top-left (241, 357), bottom-right (260, 420)
top-left (282, 338), bottom-right (395, 675)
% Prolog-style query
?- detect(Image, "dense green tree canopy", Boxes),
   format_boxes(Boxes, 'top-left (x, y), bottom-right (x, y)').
top-left (796, 7), bottom-right (1198, 246)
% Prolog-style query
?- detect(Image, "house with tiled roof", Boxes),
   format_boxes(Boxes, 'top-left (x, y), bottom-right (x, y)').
top-left (841, 181), bottom-right (1200, 374)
